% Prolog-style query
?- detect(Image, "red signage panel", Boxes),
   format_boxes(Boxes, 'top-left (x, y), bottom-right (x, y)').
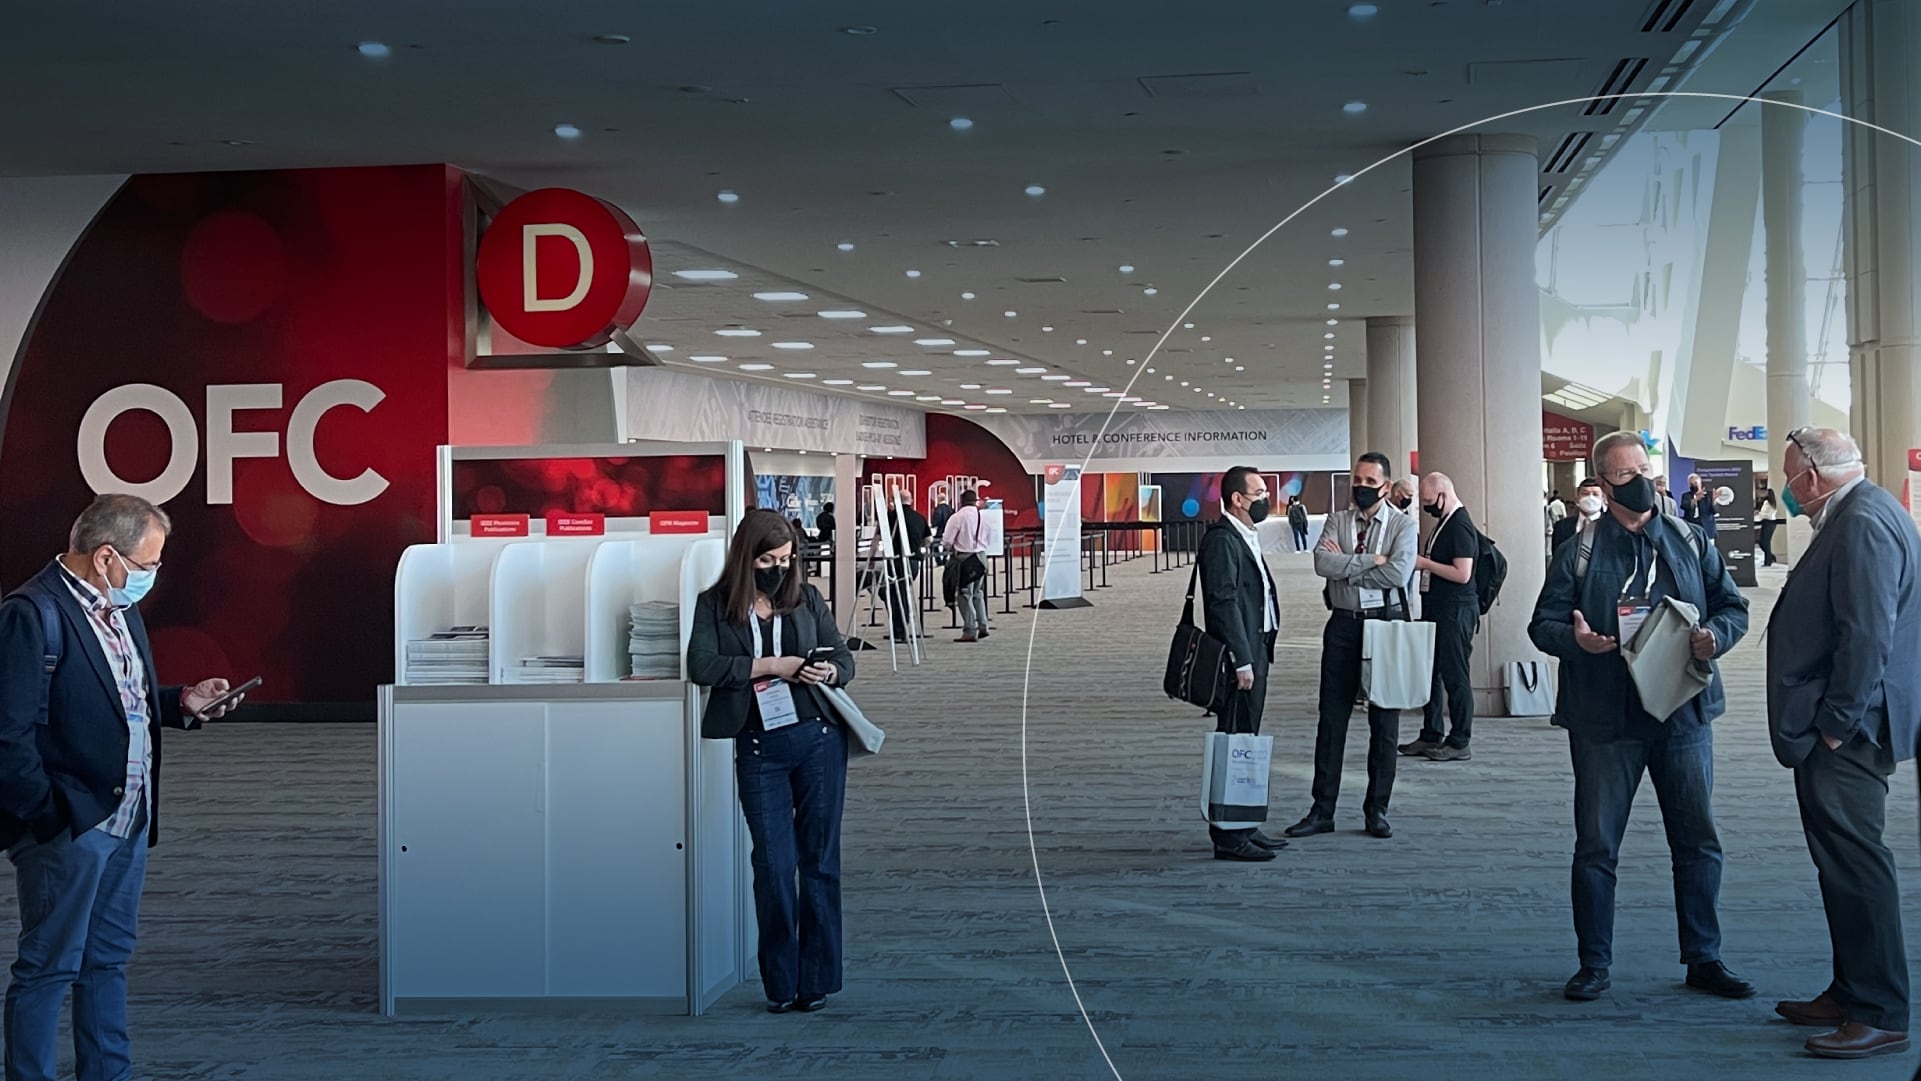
top-left (651, 511), bottom-right (711, 534)
top-left (472, 514), bottom-right (531, 537)
top-left (546, 512), bottom-right (605, 536)
top-left (1542, 411), bottom-right (1595, 462)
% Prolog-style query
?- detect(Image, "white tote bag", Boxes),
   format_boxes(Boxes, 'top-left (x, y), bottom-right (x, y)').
top-left (817, 685), bottom-right (885, 759)
top-left (1504, 660), bottom-right (1556, 717)
top-left (1200, 730), bottom-right (1272, 829)
top-left (1360, 618), bottom-right (1436, 710)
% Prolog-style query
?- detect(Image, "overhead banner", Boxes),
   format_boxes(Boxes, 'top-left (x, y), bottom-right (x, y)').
top-left (969, 409), bottom-right (1346, 471)
top-left (1694, 459), bottom-right (1755, 588)
top-left (623, 368), bottom-right (926, 458)
top-left (1041, 463), bottom-right (1089, 609)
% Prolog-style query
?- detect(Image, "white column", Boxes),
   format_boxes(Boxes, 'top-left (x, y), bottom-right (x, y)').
top-left (1762, 89), bottom-right (1811, 561)
top-left (832, 452), bottom-right (860, 627)
top-left (1364, 317), bottom-right (1417, 477)
top-left (1842, 0), bottom-right (1921, 493)
top-left (1347, 378), bottom-right (1371, 465)
top-left (1413, 133), bottom-right (1544, 717)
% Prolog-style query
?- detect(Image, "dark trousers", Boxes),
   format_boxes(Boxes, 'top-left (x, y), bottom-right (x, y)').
top-left (1758, 520), bottom-right (1780, 565)
top-left (736, 720), bottom-right (848, 1004)
top-left (885, 557), bottom-right (922, 638)
top-left (1310, 614), bottom-right (1400, 818)
top-left (1209, 646), bottom-right (1272, 848)
top-left (1418, 599), bottom-right (1478, 748)
top-left (1795, 732), bottom-right (1909, 1032)
top-left (1291, 525), bottom-right (1310, 551)
top-left (1568, 726), bottom-right (1723, 970)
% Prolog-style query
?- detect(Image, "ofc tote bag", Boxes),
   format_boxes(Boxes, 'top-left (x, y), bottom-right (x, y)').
top-left (1504, 661), bottom-right (1556, 717)
top-left (1201, 731), bottom-right (1272, 829)
top-left (1360, 619), bottom-right (1436, 710)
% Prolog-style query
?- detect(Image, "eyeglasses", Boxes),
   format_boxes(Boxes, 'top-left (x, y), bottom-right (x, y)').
top-left (1785, 426), bottom-right (1816, 463)
top-left (112, 549), bottom-right (161, 573)
top-left (1599, 464), bottom-right (1651, 485)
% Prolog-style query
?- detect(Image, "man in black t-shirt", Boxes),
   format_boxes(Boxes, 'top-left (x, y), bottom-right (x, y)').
top-left (1401, 472), bottom-right (1479, 761)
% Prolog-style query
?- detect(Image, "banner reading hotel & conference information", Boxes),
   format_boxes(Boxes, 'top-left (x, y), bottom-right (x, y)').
top-left (1042, 464), bottom-right (1085, 606)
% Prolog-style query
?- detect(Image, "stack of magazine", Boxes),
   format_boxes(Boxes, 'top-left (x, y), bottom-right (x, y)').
top-left (628, 602), bottom-right (680, 679)
top-left (405, 627), bottom-right (489, 685)
top-left (512, 655), bottom-right (585, 685)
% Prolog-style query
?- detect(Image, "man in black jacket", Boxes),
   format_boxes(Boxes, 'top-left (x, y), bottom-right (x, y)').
top-left (1197, 466), bottom-right (1284, 862)
top-left (885, 498), bottom-right (931, 642)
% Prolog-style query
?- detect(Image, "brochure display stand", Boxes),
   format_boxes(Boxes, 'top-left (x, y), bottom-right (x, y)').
top-left (379, 441), bottom-right (753, 1017)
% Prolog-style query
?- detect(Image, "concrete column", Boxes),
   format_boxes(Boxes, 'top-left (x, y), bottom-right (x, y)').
top-left (1412, 133), bottom-right (1544, 717)
top-left (1841, 0), bottom-right (1921, 494)
top-left (832, 452), bottom-right (860, 628)
top-left (1762, 89), bottom-right (1811, 562)
top-left (1364, 317), bottom-right (1417, 477)
top-left (1347, 378), bottom-right (1371, 465)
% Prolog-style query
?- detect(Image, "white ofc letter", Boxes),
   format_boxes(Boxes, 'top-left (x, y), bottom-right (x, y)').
top-left (287, 379), bottom-right (389, 506)
top-left (205, 383), bottom-right (283, 505)
top-left (76, 384), bottom-right (198, 505)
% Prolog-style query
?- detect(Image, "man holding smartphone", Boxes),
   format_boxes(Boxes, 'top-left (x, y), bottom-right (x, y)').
top-left (0, 494), bottom-right (245, 1081)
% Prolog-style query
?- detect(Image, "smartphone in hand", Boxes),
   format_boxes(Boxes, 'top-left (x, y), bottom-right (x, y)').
top-left (193, 676), bottom-right (262, 720)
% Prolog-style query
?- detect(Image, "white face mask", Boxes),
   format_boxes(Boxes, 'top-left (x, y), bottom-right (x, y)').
top-left (1577, 495), bottom-right (1605, 517)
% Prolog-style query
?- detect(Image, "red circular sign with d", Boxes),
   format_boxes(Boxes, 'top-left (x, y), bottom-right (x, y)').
top-left (476, 188), bottom-right (653, 349)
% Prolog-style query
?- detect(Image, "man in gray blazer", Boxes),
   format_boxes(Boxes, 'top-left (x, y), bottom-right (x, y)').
top-left (1766, 427), bottom-right (1921, 1062)
top-left (1286, 451), bottom-right (1420, 840)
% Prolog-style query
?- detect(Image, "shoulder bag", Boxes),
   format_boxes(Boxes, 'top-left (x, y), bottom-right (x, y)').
top-left (1164, 561), bottom-right (1233, 710)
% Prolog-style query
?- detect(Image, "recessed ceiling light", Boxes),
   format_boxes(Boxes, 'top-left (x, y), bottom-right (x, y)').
top-left (986, 407), bottom-right (1009, 414)
top-left (644, 344), bottom-right (673, 353)
top-left (950, 117), bottom-right (974, 131)
top-left (955, 349), bottom-right (991, 357)
top-left (1165, 374), bottom-right (1174, 381)
top-left (1143, 287), bottom-right (1159, 296)
top-left (1076, 338), bottom-right (1088, 345)
top-left (870, 325), bottom-right (914, 334)
top-left (818, 310), bottom-right (866, 320)
top-left (785, 372), bottom-right (818, 379)
top-left (357, 41), bottom-right (392, 59)
top-left (716, 328), bottom-right (761, 337)
top-left (986, 389), bottom-right (1013, 395)
top-left (1119, 264), bottom-right (1136, 273)
top-left (1003, 310), bottom-right (1018, 318)
top-left (1102, 349), bottom-right (1114, 356)
top-left (986, 359), bottom-right (1021, 366)
top-left (862, 361), bottom-right (897, 369)
top-left (1015, 367), bottom-right (1047, 374)
top-left (1050, 402), bottom-right (1072, 409)
top-left (858, 384), bottom-right (886, 391)
top-left (690, 355), bottom-right (728, 363)
top-left (917, 395), bottom-right (941, 401)
top-left (1042, 375), bottom-right (1072, 381)
top-left (1328, 303), bottom-right (1342, 311)
top-left (837, 242), bottom-right (856, 252)
top-left (754, 291), bottom-right (808, 302)
top-left (554, 123), bottom-right (584, 139)
top-left (1146, 367), bottom-right (1156, 374)
top-left (1332, 228), bottom-right (1350, 237)
top-left (1065, 380), bottom-right (1091, 387)
top-left (1327, 319), bottom-right (1340, 326)
top-left (1086, 387), bottom-right (1113, 394)
top-left (1349, 2), bottom-right (1380, 15)
top-left (1042, 326), bottom-right (1055, 333)
top-left (1328, 283), bottom-right (1343, 291)
top-left (1150, 405), bottom-right (1170, 411)
top-left (1024, 184), bottom-right (1047, 197)
top-left (914, 338), bottom-right (956, 346)
top-left (1329, 258), bottom-right (1346, 267)
top-left (1030, 398), bottom-right (1054, 405)
top-left (739, 363), bottom-right (775, 371)
top-left (905, 269), bottom-right (922, 279)
top-left (899, 369), bottom-right (932, 376)
top-left (716, 190), bottom-right (740, 205)
top-left (1181, 381), bottom-right (1190, 386)
top-left (772, 342), bottom-right (815, 350)
top-left (888, 390), bottom-right (915, 396)
top-left (961, 383), bottom-right (983, 390)
top-left (676, 270), bottom-right (739, 281)
top-left (1325, 333), bottom-right (1336, 339)
top-left (961, 292), bottom-right (977, 300)
top-left (1335, 174), bottom-right (1355, 185)
top-left (942, 398), bottom-right (965, 405)
top-left (823, 379), bottom-right (854, 385)
top-left (965, 404), bottom-right (989, 411)
top-left (1236, 366), bottom-right (1246, 372)
top-left (1343, 101), bottom-right (1368, 114)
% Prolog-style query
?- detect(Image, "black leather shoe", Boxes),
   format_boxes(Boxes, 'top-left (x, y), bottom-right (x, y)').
top-left (1248, 831), bottom-right (1290, 851)
top-left (1564, 966), bottom-right (1611, 1001)
top-left (1213, 839), bottom-right (1277, 862)
top-left (1364, 813), bottom-right (1392, 838)
top-left (1685, 961), bottom-right (1756, 999)
top-left (794, 993), bottom-right (828, 1012)
top-left (1284, 814), bottom-right (1334, 838)
top-left (767, 998), bottom-right (796, 1013)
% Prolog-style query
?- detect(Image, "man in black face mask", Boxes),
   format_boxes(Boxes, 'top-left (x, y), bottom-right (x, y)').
top-left (1196, 466), bottom-right (1285, 860)
top-left (1528, 430), bottom-right (1752, 1005)
top-left (1400, 472), bottom-right (1478, 761)
top-left (1287, 452), bottom-right (1419, 841)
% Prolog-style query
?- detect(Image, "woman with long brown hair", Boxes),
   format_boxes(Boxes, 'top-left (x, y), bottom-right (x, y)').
top-left (687, 509), bottom-right (855, 1013)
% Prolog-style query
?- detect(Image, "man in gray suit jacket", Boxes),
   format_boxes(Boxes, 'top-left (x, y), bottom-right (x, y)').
top-left (1766, 427), bottom-right (1921, 1062)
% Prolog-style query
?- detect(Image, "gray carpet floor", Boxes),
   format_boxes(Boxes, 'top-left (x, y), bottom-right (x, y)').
top-left (5, 551), bottom-right (1918, 1080)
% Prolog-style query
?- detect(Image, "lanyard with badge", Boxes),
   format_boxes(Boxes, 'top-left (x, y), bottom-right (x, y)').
top-left (1616, 539), bottom-right (1657, 647)
top-left (751, 615), bottom-right (802, 731)
top-left (1355, 511), bottom-right (1387, 610)
top-left (1419, 507), bottom-right (1456, 594)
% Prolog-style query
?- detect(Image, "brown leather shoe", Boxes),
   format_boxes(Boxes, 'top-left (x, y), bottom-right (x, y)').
top-left (1805, 1022), bottom-right (1910, 1060)
top-left (1775, 993), bottom-right (1848, 1028)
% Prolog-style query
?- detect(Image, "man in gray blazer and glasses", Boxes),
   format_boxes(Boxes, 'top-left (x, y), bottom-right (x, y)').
top-left (1766, 427), bottom-right (1921, 1063)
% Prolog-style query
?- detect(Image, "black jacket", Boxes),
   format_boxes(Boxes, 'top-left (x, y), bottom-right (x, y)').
top-left (890, 507), bottom-right (931, 559)
top-left (0, 564), bottom-right (193, 850)
top-left (1197, 520), bottom-right (1277, 671)
top-left (687, 583), bottom-right (855, 740)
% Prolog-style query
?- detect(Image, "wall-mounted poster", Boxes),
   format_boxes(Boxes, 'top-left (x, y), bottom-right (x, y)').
top-left (754, 474), bottom-right (835, 531)
top-left (1694, 459), bottom-right (1756, 588)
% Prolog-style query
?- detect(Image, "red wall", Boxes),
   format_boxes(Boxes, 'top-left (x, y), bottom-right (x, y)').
top-left (864, 413), bottom-right (1039, 529)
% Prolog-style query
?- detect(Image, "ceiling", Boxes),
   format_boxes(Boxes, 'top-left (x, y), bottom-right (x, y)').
top-left (1, 0), bottom-right (1843, 416)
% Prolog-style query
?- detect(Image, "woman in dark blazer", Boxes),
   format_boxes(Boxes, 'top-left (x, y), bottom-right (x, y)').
top-left (687, 509), bottom-right (856, 1014)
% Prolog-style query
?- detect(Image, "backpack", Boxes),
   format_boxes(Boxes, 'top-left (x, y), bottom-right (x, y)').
top-left (1472, 531), bottom-right (1507, 616)
top-left (0, 584), bottom-right (64, 720)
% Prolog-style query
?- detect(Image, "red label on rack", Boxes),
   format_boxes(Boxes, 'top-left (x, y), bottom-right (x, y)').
top-left (546, 512), bottom-right (605, 536)
top-left (471, 513), bottom-right (530, 537)
top-left (651, 511), bottom-right (710, 534)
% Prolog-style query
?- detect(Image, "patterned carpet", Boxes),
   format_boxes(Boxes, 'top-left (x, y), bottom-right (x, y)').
top-left (3, 550), bottom-right (1917, 1080)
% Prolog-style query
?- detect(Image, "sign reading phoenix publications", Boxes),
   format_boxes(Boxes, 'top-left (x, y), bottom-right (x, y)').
top-left (972, 409), bottom-right (1346, 470)
top-left (624, 369), bottom-right (926, 457)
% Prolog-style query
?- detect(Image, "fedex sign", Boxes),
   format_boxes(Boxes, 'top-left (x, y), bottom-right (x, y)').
top-left (1727, 425), bottom-right (1768, 442)
top-left (476, 188), bottom-right (653, 349)
top-left (76, 381), bottom-right (388, 506)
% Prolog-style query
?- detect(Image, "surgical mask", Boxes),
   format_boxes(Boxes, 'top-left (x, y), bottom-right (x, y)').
top-left (1422, 501), bottom-right (1444, 520)
top-left (110, 551), bottom-right (157, 607)
top-left (754, 565), bottom-right (788, 596)
top-left (1352, 486), bottom-right (1383, 511)
top-left (1577, 495), bottom-right (1605, 517)
top-left (1245, 497), bottom-right (1271, 524)
top-left (1609, 474), bottom-right (1656, 515)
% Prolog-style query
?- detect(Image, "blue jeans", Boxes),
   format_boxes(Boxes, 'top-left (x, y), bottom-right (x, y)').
top-left (5, 810), bottom-right (148, 1081)
top-left (1569, 727), bottom-right (1723, 970)
top-left (736, 720), bottom-right (847, 1004)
